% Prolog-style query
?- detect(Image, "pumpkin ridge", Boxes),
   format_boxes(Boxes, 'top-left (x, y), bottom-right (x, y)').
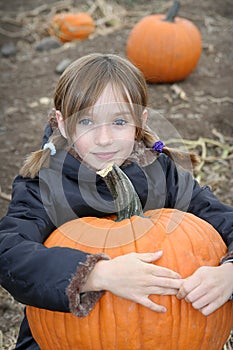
top-left (87, 311), bottom-right (95, 350)
top-left (54, 311), bottom-right (64, 349)
top-left (42, 309), bottom-right (53, 349)
top-left (130, 217), bottom-right (141, 253)
top-left (178, 23), bottom-right (198, 78)
top-left (103, 220), bottom-right (120, 249)
top-left (99, 296), bottom-right (106, 348)
top-left (186, 213), bottom-right (226, 263)
top-left (37, 309), bottom-right (51, 349)
top-left (201, 315), bottom-right (214, 350)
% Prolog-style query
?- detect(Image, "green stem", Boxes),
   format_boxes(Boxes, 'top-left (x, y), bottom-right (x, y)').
top-left (164, 1), bottom-right (180, 22)
top-left (97, 163), bottom-right (144, 221)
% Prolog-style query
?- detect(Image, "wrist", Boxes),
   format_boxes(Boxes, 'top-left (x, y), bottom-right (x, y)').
top-left (219, 262), bottom-right (233, 299)
top-left (80, 260), bottom-right (110, 293)
top-left (219, 261), bottom-right (233, 273)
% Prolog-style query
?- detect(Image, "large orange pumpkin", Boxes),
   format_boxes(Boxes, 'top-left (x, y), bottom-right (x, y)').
top-left (49, 12), bottom-right (95, 43)
top-left (27, 164), bottom-right (233, 350)
top-left (126, 1), bottom-right (202, 82)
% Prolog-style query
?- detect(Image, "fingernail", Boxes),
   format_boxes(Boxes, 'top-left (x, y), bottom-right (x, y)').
top-left (156, 250), bottom-right (163, 255)
top-left (161, 307), bottom-right (167, 313)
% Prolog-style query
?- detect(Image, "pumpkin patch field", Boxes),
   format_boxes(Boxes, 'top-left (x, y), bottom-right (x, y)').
top-left (0, 0), bottom-right (232, 349)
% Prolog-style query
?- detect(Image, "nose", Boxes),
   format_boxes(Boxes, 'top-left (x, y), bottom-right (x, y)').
top-left (95, 123), bottom-right (113, 146)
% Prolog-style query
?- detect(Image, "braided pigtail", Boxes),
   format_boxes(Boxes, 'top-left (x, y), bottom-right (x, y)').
top-left (143, 128), bottom-right (200, 170)
top-left (161, 146), bottom-right (200, 170)
top-left (20, 123), bottom-right (67, 179)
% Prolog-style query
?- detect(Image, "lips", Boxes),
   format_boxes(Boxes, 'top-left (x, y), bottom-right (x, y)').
top-left (93, 152), bottom-right (117, 160)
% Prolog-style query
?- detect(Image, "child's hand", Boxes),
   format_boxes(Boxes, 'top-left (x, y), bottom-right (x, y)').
top-left (90, 250), bottom-right (182, 313)
top-left (176, 263), bottom-right (233, 316)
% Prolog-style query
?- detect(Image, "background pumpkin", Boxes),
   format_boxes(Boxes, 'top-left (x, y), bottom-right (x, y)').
top-left (26, 165), bottom-right (233, 350)
top-left (49, 12), bottom-right (95, 43)
top-left (126, 1), bottom-right (202, 83)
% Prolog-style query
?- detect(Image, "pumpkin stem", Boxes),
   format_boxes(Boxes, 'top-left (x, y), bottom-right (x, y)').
top-left (164, 1), bottom-right (180, 22)
top-left (97, 163), bottom-right (144, 221)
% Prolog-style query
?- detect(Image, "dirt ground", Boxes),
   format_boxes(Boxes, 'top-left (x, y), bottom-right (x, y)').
top-left (0, 0), bottom-right (232, 348)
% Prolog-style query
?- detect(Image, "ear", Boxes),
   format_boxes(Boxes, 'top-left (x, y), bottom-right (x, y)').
top-left (56, 110), bottom-right (67, 138)
top-left (142, 109), bottom-right (148, 128)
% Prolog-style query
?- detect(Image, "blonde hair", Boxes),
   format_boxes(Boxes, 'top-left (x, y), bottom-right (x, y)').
top-left (20, 53), bottom-right (199, 178)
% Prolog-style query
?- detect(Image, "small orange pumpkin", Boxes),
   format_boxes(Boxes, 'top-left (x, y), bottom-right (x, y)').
top-left (27, 164), bottom-right (233, 350)
top-left (126, 1), bottom-right (202, 82)
top-left (49, 12), bottom-right (95, 43)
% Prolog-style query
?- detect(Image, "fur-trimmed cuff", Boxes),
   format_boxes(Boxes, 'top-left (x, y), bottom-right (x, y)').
top-left (66, 253), bottom-right (110, 317)
top-left (220, 251), bottom-right (233, 265)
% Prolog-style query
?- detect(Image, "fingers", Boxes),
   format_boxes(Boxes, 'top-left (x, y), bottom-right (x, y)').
top-left (139, 297), bottom-right (167, 313)
top-left (191, 293), bottom-right (215, 310)
top-left (176, 265), bottom-right (233, 316)
top-left (177, 276), bottom-right (201, 300)
top-left (200, 304), bottom-right (216, 316)
top-left (199, 297), bottom-right (225, 316)
top-left (183, 292), bottom-right (225, 316)
top-left (148, 286), bottom-right (180, 295)
top-left (151, 266), bottom-right (181, 279)
top-left (152, 277), bottom-right (183, 290)
top-left (137, 251), bottom-right (182, 279)
top-left (145, 277), bottom-right (183, 296)
top-left (177, 286), bottom-right (204, 303)
top-left (137, 251), bottom-right (163, 263)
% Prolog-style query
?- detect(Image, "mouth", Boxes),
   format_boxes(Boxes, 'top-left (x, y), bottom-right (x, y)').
top-left (93, 152), bottom-right (117, 160)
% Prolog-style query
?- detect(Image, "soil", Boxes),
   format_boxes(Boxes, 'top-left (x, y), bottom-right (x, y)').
top-left (0, 0), bottom-right (232, 349)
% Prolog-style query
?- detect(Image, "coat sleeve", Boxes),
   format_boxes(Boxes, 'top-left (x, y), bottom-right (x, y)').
top-left (0, 175), bottom-right (102, 312)
top-left (160, 155), bottom-right (233, 253)
top-left (188, 182), bottom-right (233, 253)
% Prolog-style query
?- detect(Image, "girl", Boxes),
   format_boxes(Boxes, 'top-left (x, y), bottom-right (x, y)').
top-left (0, 53), bottom-right (232, 349)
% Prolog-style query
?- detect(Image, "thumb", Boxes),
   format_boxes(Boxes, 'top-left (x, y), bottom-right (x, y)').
top-left (138, 250), bottom-right (163, 263)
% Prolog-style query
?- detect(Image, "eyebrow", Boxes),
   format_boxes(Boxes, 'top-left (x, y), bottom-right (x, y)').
top-left (82, 110), bottom-right (132, 118)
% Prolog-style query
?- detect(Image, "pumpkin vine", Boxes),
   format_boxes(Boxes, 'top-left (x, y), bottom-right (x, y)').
top-left (164, 1), bottom-right (180, 23)
top-left (97, 163), bottom-right (144, 221)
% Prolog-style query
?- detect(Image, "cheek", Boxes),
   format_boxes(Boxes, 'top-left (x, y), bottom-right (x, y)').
top-left (117, 133), bottom-right (135, 155)
top-left (125, 128), bottom-right (136, 147)
top-left (72, 132), bottom-right (92, 157)
top-left (125, 139), bottom-right (134, 154)
top-left (114, 129), bottom-right (135, 147)
top-left (118, 125), bottom-right (136, 140)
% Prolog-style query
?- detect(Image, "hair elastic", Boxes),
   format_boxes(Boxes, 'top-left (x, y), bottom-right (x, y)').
top-left (43, 141), bottom-right (56, 156)
top-left (152, 140), bottom-right (165, 153)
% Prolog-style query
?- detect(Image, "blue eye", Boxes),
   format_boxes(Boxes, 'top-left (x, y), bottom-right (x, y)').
top-left (79, 118), bottom-right (92, 126)
top-left (113, 119), bottom-right (127, 126)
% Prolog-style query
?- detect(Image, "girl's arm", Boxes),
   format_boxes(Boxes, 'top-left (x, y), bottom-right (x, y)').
top-left (178, 183), bottom-right (233, 315)
top-left (159, 154), bottom-right (233, 314)
top-left (188, 181), bottom-right (233, 253)
top-left (0, 175), bottom-right (107, 312)
top-left (71, 250), bottom-right (183, 316)
top-left (158, 153), bottom-right (233, 253)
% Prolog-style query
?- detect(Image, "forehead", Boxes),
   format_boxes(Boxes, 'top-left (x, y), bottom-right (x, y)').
top-left (86, 84), bottom-right (132, 115)
top-left (96, 83), bottom-right (125, 103)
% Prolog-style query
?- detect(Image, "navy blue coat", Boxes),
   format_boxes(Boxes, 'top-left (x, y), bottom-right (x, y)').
top-left (1, 126), bottom-right (233, 349)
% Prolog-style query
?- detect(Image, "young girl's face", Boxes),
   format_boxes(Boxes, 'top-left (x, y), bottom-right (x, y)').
top-left (71, 84), bottom-right (137, 170)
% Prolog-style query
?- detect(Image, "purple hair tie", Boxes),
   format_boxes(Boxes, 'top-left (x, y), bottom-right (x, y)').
top-left (152, 140), bottom-right (165, 153)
